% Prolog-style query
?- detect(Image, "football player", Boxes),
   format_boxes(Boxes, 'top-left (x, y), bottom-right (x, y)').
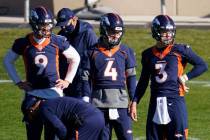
top-left (56, 8), bottom-right (98, 101)
top-left (130, 15), bottom-right (208, 140)
top-left (82, 13), bottom-right (136, 140)
top-left (3, 6), bottom-right (80, 140)
top-left (39, 97), bottom-right (105, 140)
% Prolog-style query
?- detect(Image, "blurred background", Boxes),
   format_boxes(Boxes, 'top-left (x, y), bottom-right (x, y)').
top-left (1, 0), bottom-right (210, 17)
top-left (1, 0), bottom-right (210, 28)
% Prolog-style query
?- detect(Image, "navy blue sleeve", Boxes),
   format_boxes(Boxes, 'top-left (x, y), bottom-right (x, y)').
top-left (132, 51), bottom-right (150, 103)
top-left (53, 34), bottom-right (70, 52)
top-left (126, 75), bottom-right (136, 100)
top-left (126, 47), bottom-right (137, 68)
top-left (81, 78), bottom-right (91, 97)
top-left (12, 38), bottom-right (28, 55)
top-left (182, 45), bottom-right (208, 80)
top-left (81, 50), bottom-right (92, 97)
top-left (40, 104), bottom-right (67, 140)
top-left (126, 47), bottom-right (137, 100)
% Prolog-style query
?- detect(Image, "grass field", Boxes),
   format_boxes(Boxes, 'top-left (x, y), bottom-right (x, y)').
top-left (0, 27), bottom-right (210, 140)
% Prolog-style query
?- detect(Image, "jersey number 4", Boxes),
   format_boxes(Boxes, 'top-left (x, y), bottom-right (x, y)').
top-left (104, 60), bottom-right (118, 80)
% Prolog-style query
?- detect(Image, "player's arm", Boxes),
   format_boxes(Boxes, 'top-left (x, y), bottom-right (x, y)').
top-left (179, 45), bottom-right (208, 89)
top-left (40, 104), bottom-right (67, 140)
top-left (126, 67), bottom-right (137, 100)
top-left (3, 49), bottom-right (32, 91)
top-left (125, 48), bottom-right (137, 100)
top-left (130, 51), bottom-right (150, 121)
top-left (184, 45), bottom-right (208, 80)
top-left (130, 66), bottom-right (150, 121)
top-left (62, 45), bottom-right (80, 83)
top-left (56, 45), bottom-right (80, 89)
top-left (3, 49), bottom-right (21, 84)
top-left (132, 65), bottom-right (150, 103)
top-left (81, 50), bottom-right (92, 102)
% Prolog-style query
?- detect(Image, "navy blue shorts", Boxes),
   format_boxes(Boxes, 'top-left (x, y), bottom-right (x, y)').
top-left (146, 96), bottom-right (188, 140)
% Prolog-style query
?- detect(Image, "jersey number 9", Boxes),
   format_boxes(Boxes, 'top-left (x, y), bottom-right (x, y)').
top-left (35, 54), bottom-right (48, 75)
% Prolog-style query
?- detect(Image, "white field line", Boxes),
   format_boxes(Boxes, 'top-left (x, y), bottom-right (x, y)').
top-left (0, 80), bottom-right (12, 83)
top-left (189, 80), bottom-right (210, 84)
top-left (188, 80), bottom-right (210, 87)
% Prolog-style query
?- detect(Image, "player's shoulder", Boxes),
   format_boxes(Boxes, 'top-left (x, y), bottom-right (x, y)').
top-left (13, 37), bottom-right (27, 45)
top-left (142, 46), bottom-right (154, 56)
top-left (119, 44), bottom-right (132, 52)
top-left (172, 43), bottom-right (191, 53)
top-left (118, 44), bottom-right (137, 60)
top-left (51, 33), bottom-right (67, 41)
top-left (50, 33), bottom-right (69, 45)
top-left (13, 33), bottom-right (31, 46)
top-left (173, 43), bottom-right (190, 49)
top-left (11, 34), bottom-right (32, 54)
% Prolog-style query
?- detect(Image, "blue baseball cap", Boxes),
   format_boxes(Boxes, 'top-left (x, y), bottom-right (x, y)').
top-left (56, 8), bottom-right (75, 26)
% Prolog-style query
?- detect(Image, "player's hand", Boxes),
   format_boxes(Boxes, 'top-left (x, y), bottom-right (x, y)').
top-left (16, 81), bottom-right (33, 92)
top-left (178, 74), bottom-right (189, 93)
top-left (130, 101), bottom-right (138, 122)
top-left (181, 83), bottom-right (189, 93)
top-left (55, 79), bottom-right (70, 90)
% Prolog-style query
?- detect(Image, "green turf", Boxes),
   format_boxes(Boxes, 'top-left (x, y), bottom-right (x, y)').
top-left (0, 27), bottom-right (210, 140)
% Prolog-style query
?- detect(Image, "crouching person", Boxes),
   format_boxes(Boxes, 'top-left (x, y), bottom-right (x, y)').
top-left (39, 97), bottom-right (105, 140)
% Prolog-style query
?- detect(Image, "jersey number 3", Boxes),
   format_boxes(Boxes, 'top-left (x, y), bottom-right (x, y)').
top-left (155, 62), bottom-right (167, 83)
top-left (104, 60), bottom-right (118, 80)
